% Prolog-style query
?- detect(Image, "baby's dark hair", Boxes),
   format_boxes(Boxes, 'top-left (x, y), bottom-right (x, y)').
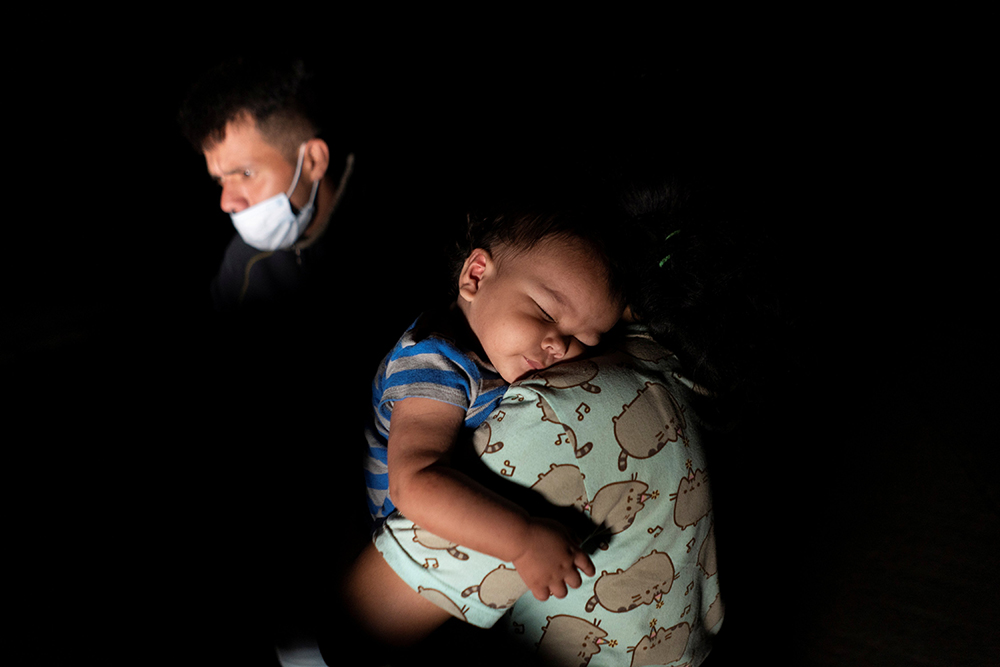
top-left (450, 203), bottom-right (628, 307)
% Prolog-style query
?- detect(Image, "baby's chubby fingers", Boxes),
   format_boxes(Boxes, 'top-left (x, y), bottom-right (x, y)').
top-left (574, 550), bottom-right (596, 578)
top-left (530, 584), bottom-right (550, 601)
top-left (549, 581), bottom-right (569, 599)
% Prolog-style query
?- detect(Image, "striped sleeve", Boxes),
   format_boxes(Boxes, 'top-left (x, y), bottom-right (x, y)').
top-left (364, 327), bottom-right (507, 520)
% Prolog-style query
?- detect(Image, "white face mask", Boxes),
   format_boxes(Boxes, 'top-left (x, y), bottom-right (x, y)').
top-left (230, 143), bottom-right (320, 251)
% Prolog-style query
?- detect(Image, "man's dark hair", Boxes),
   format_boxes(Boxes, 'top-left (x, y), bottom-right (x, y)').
top-left (178, 56), bottom-right (323, 162)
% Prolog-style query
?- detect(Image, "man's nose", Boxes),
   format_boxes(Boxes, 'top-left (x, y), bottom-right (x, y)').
top-left (220, 185), bottom-right (249, 214)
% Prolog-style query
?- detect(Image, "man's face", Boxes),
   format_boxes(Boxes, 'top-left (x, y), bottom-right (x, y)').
top-left (203, 116), bottom-right (301, 214)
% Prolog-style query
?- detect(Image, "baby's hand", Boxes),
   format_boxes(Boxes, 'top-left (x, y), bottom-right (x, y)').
top-left (511, 518), bottom-right (596, 601)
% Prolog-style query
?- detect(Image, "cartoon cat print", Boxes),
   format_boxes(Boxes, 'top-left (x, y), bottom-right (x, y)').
top-left (531, 464), bottom-right (588, 511)
top-left (697, 523), bottom-right (717, 578)
top-left (472, 421), bottom-right (504, 457)
top-left (704, 592), bottom-right (724, 632)
top-left (408, 525), bottom-right (470, 560)
top-left (417, 587), bottom-right (468, 622)
top-left (461, 564), bottom-right (528, 609)
top-left (628, 622), bottom-right (690, 667)
top-left (621, 336), bottom-right (673, 363)
top-left (613, 382), bottom-right (687, 471)
top-left (536, 394), bottom-right (593, 458)
top-left (533, 359), bottom-right (603, 394)
top-left (537, 615), bottom-right (611, 667)
top-left (586, 550), bottom-right (676, 613)
top-left (588, 478), bottom-right (654, 548)
top-left (670, 469), bottom-right (711, 530)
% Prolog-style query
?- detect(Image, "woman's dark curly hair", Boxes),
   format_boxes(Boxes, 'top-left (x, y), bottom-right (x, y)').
top-left (615, 167), bottom-right (786, 429)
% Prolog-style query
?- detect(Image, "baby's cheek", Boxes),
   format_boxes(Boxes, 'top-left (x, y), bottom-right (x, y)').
top-left (564, 338), bottom-right (587, 361)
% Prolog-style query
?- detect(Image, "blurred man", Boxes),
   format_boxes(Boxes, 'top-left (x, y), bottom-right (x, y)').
top-left (179, 57), bottom-right (354, 311)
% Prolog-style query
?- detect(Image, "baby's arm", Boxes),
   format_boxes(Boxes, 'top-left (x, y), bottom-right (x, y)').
top-left (387, 396), bottom-right (594, 600)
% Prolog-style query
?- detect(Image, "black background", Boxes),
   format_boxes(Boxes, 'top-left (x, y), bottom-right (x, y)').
top-left (5, 25), bottom-right (995, 666)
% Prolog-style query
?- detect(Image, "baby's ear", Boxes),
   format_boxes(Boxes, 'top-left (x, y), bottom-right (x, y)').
top-left (458, 248), bottom-right (492, 302)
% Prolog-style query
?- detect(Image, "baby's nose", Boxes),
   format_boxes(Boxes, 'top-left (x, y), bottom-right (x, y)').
top-left (543, 334), bottom-right (569, 359)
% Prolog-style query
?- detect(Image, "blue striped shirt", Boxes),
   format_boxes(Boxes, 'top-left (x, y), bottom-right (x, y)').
top-left (364, 314), bottom-right (507, 520)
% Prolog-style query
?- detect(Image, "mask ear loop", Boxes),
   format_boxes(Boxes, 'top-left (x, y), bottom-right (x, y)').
top-left (300, 177), bottom-right (320, 213)
top-left (307, 178), bottom-right (320, 202)
top-left (285, 143), bottom-right (308, 198)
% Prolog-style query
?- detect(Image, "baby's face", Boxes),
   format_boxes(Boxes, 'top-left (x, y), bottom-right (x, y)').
top-left (459, 238), bottom-right (622, 383)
